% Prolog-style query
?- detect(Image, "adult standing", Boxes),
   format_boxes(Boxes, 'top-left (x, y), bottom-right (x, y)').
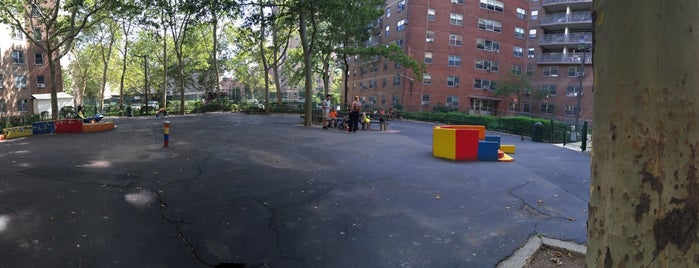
top-left (321, 94), bottom-right (332, 129)
top-left (349, 96), bottom-right (361, 132)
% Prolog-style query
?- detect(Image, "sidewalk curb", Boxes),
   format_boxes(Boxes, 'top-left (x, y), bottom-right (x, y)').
top-left (496, 236), bottom-right (587, 268)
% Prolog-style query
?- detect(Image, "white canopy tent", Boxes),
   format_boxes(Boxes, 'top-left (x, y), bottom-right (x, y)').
top-left (32, 92), bottom-right (75, 117)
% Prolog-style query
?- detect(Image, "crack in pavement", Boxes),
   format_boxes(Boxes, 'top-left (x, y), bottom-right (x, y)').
top-left (507, 182), bottom-right (577, 233)
top-left (252, 195), bottom-right (304, 264)
top-left (152, 190), bottom-right (214, 267)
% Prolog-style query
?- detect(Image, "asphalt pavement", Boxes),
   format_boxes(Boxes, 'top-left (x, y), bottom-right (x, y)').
top-left (0, 113), bottom-right (590, 267)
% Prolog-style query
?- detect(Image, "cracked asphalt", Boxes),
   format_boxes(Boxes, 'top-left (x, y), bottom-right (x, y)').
top-left (0, 113), bottom-right (590, 267)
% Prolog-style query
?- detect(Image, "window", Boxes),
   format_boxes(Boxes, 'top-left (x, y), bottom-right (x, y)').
top-left (0, 74), bottom-right (3, 88)
top-left (565, 105), bottom-right (580, 116)
top-left (509, 102), bottom-right (519, 112)
top-left (514, 27), bottom-right (525, 39)
top-left (14, 74), bottom-right (27, 89)
top-left (449, 34), bottom-right (462, 46)
top-left (17, 99), bottom-right (29, 112)
top-left (33, 28), bottom-right (41, 41)
top-left (542, 66), bottom-right (559, 77)
top-left (31, 6), bottom-right (40, 17)
top-left (383, 62), bottom-right (388, 70)
top-left (531, 10), bottom-right (539, 20)
top-left (568, 66), bottom-right (584, 77)
top-left (421, 94), bottom-right (430, 105)
top-left (446, 96), bottom-right (459, 107)
top-left (397, 19), bottom-right (407, 31)
top-left (393, 75), bottom-right (401, 86)
top-left (516, 8), bottom-right (527, 19)
top-left (369, 96), bottom-right (377, 104)
top-left (450, 13), bottom-right (464, 26)
top-left (527, 66), bottom-right (533, 76)
top-left (523, 103), bottom-right (531, 113)
top-left (393, 95), bottom-right (401, 106)
top-left (423, 74), bottom-right (432, 85)
top-left (529, 29), bottom-right (537, 39)
top-left (512, 65), bottom-right (522, 76)
top-left (474, 78), bottom-right (497, 90)
top-left (12, 50), bottom-right (25, 64)
top-left (540, 103), bottom-right (555, 114)
top-left (382, 78), bottom-right (387, 87)
top-left (448, 55), bottom-right (461, 67)
top-left (480, 0), bottom-right (504, 13)
top-left (451, 0), bottom-right (464, 4)
top-left (424, 52), bottom-right (433, 64)
top-left (395, 39), bottom-right (403, 48)
top-left (566, 85), bottom-right (582, 96)
top-left (36, 76), bottom-right (45, 88)
top-left (427, 8), bottom-right (435, 21)
top-left (513, 46), bottom-right (523, 57)
top-left (397, 0), bottom-right (405, 11)
top-left (475, 59), bottom-right (499, 72)
top-left (34, 53), bottom-right (44, 65)
top-left (385, 26), bottom-right (390, 37)
top-left (447, 75), bottom-right (460, 87)
top-left (0, 99), bottom-right (5, 113)
top-left (476, 39), bottom-right (500, 52)
top-left (386, 7), bottom-right (391, 18)
top-left (528, 48), bottom-right (535, 58)
top-left (478, 18), bottom-right (502, 32)
top-left (542, 84), bottom-right (557, 95)
top-left (426, 30), bottom-right (435, 42)
top-left (12, 26), bottom-right (23, 40)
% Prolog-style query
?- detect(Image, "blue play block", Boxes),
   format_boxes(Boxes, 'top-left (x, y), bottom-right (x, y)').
top-left (478, 141), bottom-right (499, 161)
top-left (32, 121), bottom-right (55, 135)
top-left (485, 135), bottom-right (501, 146)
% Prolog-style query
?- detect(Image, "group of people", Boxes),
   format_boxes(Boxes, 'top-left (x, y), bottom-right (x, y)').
top-left (321, 95), bottom-right (373, 132)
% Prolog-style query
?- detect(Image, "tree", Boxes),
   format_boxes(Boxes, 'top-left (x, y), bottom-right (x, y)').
top-left (493, 75), bottom-right (534, 113)
top-left (587, 1), bottom-right (699, 267)
top-left (0, 0), bottom-right (113, 119)
top-left (162, 0), bottom-right (196, 114)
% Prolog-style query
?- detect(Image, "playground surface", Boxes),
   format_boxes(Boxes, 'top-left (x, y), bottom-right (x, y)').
top-left (0, 113), bottom-right (590, 267)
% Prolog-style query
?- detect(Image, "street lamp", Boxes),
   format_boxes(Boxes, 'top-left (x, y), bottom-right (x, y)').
top-left (399, 73), bottom-right (414, 111)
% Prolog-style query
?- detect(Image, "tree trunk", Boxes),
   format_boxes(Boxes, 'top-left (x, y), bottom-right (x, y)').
top-left (258, 2), bottom-right (270, 113)
top-left (212, 0), bottom-right (221, 95)
top-left (299, 9), bottom-right (312, 126)
top-left (47, 49), bottom-right (59, 119)
top-left (587, 1), bottom-right (699, 267)
top-left (161, 10), bottom-right (168, 109)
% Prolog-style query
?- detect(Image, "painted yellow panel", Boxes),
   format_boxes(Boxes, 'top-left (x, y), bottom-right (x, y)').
top-left (433, 126), bottom-right (456, 160)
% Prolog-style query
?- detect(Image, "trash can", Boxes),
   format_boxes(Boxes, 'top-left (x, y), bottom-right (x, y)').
top-left (532, 122), bottom-right (544, 142)
top-left (126, 106), bottom-right (133, 117)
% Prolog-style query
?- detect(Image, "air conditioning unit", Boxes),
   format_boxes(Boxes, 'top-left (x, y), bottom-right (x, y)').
top-left (454, 83), bottom-right (460, 87)
top-left (577, 72), bottom-right (584, 77)
top-left (421, 101), bottom-right (429, 105)
top-left (494, 49), bottom-right (500, 53)
top-left (37, 83), bottom-right (45, 88)
top-left (551, 74), bottom-right (558, 77)
top-left (482, 85), bottom-right (490, 90)
top-left (426, 38), bottom-right (434, 42)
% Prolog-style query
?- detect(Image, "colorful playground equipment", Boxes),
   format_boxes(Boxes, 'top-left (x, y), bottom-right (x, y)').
top-left (432, 125), bottom-right (514, 162)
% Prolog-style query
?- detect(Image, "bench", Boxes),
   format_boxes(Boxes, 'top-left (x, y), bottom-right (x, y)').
top-left (363, 115), bottom-right (389, 131)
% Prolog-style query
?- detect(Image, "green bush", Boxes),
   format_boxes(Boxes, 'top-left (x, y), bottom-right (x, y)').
top-left (401, 111), bottom-right (569, 142)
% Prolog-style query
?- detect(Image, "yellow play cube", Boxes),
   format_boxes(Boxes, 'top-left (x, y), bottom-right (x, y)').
top-left (500, 144), bottom-right (516, 154)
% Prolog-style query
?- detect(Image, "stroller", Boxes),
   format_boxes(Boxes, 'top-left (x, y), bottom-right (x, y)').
top-left (336, 115), bottom-right (350, 131)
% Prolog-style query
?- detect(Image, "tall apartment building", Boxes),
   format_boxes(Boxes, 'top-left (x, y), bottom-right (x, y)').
top-left (347, 0), bottom-right (593, 122)
top-left (1, 18), bottom-right (63, 116)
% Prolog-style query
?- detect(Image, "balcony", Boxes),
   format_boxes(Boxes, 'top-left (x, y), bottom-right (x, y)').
top-left (540, 12), bottom-right (592, 31)
top-left (539, 32), bottom-right (592, 49)
top-left (541, 0), bottom-right (592, 12)
top-left (537, 52), bottom-right (592, 65)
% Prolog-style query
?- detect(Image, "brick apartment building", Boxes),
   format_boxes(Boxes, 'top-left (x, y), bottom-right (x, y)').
top-left (1, 13), bottom-right (64, 117)
top-left (346, 0), bottom-right (593, 122)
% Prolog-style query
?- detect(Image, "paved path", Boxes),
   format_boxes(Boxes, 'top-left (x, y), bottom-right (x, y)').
top-left (0, 113), bottom-right (590, 267)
